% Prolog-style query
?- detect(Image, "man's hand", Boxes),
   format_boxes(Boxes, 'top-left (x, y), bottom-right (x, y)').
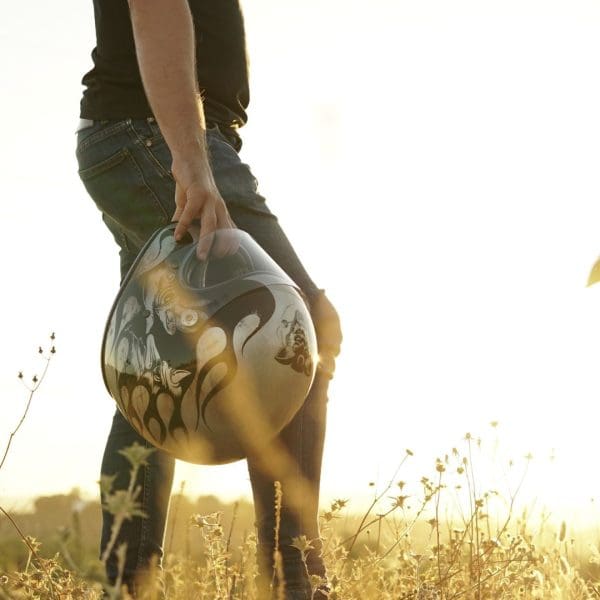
top-left (171, 158), bottom-right (236, 259)
top-left (311, 292), bottom-right (342, 379)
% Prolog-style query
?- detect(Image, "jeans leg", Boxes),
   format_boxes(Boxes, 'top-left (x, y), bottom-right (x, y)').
top-left (100, 410), bottom-right (175, 596)
top-left (247, 368), bottom-right (330, 599)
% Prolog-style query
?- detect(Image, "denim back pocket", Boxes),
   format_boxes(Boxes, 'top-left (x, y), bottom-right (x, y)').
top-left (78, 141), bottom-right (173, 251)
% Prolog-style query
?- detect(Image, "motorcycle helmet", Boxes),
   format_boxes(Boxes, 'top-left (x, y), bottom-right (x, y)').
top-left (101, 223), bottom-right (318, 464)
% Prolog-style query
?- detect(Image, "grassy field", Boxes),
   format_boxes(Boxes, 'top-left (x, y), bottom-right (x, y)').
top-left (2, 345), bottom-right (600, 598)
top-left (1, 440), bottom-right (600, 599)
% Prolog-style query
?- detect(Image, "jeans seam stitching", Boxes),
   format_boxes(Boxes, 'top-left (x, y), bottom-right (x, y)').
top-left (124, 137), bottom-right (171, 223)
top-left (130, 122), bottom-right (174, 180)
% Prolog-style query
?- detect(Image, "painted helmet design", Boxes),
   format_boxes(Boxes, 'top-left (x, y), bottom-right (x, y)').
top-left (102, 224), bottom-right (318, 464)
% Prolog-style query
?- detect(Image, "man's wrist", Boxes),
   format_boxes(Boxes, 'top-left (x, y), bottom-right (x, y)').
top-left (157, 103), bottom-right (208, 163)
top-left (172, 149), bottom-right (213, 177)
top-left (170, 137), bottom-right (206, 163)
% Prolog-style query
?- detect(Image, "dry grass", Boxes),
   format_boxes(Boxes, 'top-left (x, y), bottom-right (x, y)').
top-left (1, 339), bottom-right (600, 599)
top-left (2, 437), bottom-right (600, 599)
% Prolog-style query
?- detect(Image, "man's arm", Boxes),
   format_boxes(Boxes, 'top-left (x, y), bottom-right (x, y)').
top-left (128, 0), bottom-right (235, 257)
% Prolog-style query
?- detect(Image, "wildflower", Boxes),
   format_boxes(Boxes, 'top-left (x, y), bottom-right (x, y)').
top-left (406, 448), bottom-right (414, 456)
top-left (23, 536), bottom-right (41, 554)
top-left (291, 535), bottom-right (314, 555)
top-left (390, 495), bottom-right (409, 509)
top-left (321, 510), bottom-right (335, 522)
top-left (104, 490), bottom-right (147, 519)
top-left (190, 514), bottom-right (206, 528)
top-left (332, 498), bottom-right (348, 511)
top-left (118, 442), bottom-right (155, 467)
top-left (17, 371), bottom-right (23, 379)
top-left (190, 511), bottom-right (222, 529)
top-left (99, 473), bottom-right (117, 495)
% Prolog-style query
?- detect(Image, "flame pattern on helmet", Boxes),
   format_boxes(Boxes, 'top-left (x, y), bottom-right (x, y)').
top-left (193, 286), bottom-right (276, 430)
top-left (108, 284), bottom-right (277, 445)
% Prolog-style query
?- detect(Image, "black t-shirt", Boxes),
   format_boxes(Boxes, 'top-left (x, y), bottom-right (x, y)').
top-left (80, 0), bottom-right (249, 131)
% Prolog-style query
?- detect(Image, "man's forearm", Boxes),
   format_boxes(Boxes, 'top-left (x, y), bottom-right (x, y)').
top-left (128, 0), bottom-right (208, 165)
top-left (128, 0), bottom-right (234, 246)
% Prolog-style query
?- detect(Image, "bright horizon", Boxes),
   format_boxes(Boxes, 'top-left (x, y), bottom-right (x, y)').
top-left (2, 0), bottom-right (600, 528)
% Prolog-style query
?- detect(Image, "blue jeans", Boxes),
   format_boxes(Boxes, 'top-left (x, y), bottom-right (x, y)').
top-left (76, 119), bottom-right (338, 599)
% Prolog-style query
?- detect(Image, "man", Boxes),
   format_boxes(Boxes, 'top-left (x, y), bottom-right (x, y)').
top-left (75, 1), bottom-right (342, 599)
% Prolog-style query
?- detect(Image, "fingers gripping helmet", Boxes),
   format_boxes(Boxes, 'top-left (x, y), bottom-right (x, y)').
top-left (101, 224), bottom-right (318, 464)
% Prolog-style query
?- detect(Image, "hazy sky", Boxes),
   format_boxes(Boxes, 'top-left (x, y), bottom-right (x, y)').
top-left (2, 0), bottom-right (600, 524)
